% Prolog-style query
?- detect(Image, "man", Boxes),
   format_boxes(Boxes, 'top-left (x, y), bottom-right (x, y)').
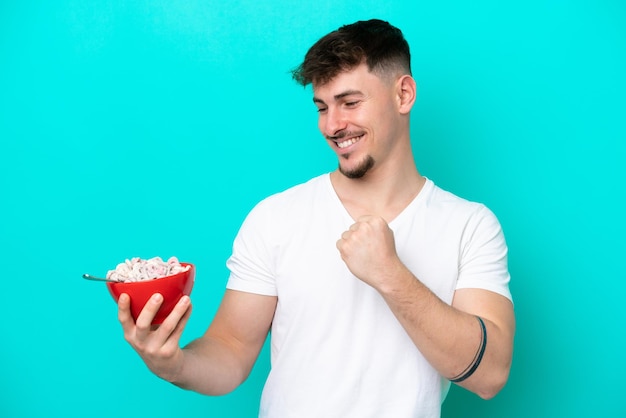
top-left (118, 19), bottom-right (515, 418)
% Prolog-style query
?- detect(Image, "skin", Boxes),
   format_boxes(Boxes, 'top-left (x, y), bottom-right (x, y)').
top-left (118, 62), bottom-right (515, 400)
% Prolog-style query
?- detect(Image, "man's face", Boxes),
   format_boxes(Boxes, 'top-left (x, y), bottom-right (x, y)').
top-left (312, 64), bottom-right (401, 179)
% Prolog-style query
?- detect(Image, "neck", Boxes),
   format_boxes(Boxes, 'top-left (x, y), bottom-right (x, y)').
top-left (330, 159), bottom-right (425, 222)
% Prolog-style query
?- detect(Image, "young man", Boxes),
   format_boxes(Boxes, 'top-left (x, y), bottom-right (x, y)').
top-left (118, 19), bottom-right (515, 418)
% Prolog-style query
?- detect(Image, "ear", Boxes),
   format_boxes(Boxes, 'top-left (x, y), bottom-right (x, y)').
top-left (396, 75), bottom-right (417, 114)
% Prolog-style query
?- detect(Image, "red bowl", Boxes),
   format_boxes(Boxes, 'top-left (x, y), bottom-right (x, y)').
top-left (107, 263), bottom-right (195, 325)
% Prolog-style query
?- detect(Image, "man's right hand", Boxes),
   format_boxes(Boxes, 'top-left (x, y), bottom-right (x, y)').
top-left (118, 289), bottom-right (276, 396)
top-left (118, 292), bottom-right (192, 382)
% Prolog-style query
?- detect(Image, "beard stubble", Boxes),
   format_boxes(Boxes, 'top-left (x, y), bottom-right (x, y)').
top-left (338, 154), bottom-right (375, 179)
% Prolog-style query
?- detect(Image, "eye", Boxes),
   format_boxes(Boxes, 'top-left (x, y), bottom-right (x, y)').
top-left (316, 106), bottom-right (328, 114)
top-left (345, 100), bottom-right (360, 108)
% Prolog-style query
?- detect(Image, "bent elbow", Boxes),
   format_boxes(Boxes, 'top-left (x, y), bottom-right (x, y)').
top-left (476, 368), bottom-right (510, 400)
top-left (477, 386), bottom-right (500, 400)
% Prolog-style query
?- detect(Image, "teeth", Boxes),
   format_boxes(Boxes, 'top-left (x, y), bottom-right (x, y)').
top-left (337, 136), bottom-right (361, 149)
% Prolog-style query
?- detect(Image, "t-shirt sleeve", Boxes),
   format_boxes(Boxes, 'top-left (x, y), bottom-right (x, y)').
top-left (455, 205), bottom-right (512, 302)
top-left (226, 200), bottom-right (277, 296)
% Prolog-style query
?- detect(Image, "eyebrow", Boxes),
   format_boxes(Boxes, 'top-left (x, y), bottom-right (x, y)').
top-left (313, 89), bottom-right (364, 105)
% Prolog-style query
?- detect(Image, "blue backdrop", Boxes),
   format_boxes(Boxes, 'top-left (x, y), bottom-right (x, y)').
top-left (1, 1), bottom-right (624, 417)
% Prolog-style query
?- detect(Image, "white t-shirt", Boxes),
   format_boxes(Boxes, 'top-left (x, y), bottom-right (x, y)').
top-left (226, 174), bottom-right (511, 418)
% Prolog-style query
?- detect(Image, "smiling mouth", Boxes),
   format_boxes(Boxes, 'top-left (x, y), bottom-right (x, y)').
top-left (336, 134), bottom-right (364, 149)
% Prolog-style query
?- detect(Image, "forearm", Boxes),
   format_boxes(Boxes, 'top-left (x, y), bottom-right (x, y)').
top-left (168, 291), bottom-right (275, 396)
top-left (378, 265), bottom-right (513, 399)
top-left (169, 336), bottom-right (254, 396)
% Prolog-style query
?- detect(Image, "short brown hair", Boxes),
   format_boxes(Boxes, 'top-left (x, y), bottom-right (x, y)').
top-left (292, 19), bottom-right (411, 86)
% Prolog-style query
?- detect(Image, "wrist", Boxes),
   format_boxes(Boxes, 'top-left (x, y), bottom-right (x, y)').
top-left (375, 258), bottom-right (414, 296)
top-left (156, 349), bottom-right (187, 386)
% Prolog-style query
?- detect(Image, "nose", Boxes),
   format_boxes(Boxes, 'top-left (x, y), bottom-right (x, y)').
top-left (320, 107), bottom-right (347, 138)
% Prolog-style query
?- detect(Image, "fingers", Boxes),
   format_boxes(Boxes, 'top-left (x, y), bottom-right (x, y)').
top-left (157, 296), bottom-right (192, 339)
top-left (118, 293), bottom-right (134, 329)
top-left (135, 293), bottom-right (164, 333)
top-left (337, 223), bottom-right (356, 253)
top-left (336, 216), bottom-right (400, 284)
top-left (337, 219), bottom-right (370, 250)
top-left (119, 293), bottom-right (192, 363)
top-left (135, 294), bottom-right (191, 338)
top-left (342, 216), bottom-right (382, 237)
top-left (161, 298), bottom-right (193, 353)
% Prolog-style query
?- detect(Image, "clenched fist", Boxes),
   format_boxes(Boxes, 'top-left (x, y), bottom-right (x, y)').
top-left (336, 215), bottom-right (405, 290)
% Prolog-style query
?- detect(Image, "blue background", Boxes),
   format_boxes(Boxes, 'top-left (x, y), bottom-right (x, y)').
top-left (1, 1), bottom-right (624, 417)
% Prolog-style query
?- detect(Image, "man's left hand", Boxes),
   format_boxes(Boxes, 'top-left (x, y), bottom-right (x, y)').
top-left (336, 215), bottom-right (404, 289)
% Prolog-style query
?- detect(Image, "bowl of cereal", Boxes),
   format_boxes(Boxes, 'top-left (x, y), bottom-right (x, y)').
top-left (105, 256), bottom-right (195, 325)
